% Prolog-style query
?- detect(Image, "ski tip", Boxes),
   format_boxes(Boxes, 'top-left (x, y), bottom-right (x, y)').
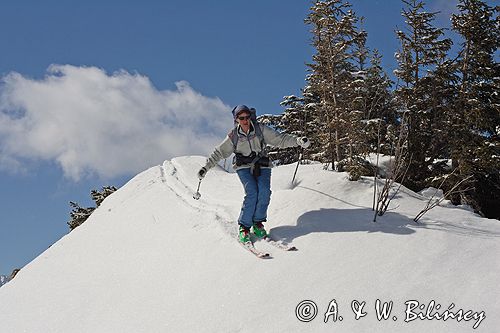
top-left (259, 253), bottom-right (272, 259)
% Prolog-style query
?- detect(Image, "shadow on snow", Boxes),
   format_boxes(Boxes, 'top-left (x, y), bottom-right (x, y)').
top-left (271, 207), bottom-right (415, 243)
top-left (270, 185), bottom-right (500, 243)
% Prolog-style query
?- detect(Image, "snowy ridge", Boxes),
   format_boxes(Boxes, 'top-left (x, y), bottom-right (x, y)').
top-left (0, 156), bottom-right (499, 333)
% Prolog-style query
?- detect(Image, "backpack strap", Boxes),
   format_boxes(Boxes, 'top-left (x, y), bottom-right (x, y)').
top-left (249, 108), bottom-right (266, 150)
top-left (229, 127), bottom-right (239, 152)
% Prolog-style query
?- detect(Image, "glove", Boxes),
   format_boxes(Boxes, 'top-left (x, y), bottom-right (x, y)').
top-left (197, 167), bottom-right (207, 180)
top-left (297, 137), bottom-right (311, 149)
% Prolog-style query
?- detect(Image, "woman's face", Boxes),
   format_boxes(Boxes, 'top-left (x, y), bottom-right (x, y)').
top-left (236, 112), bottom-right (251, 128)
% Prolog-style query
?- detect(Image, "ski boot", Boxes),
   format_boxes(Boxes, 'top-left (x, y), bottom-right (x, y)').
top-left (239, 225), bottom-right (251, 243)
top-left (252, 222), bottom-right (268, 239)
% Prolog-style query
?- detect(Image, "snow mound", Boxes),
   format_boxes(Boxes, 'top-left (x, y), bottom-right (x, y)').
top-left (419, 187), bottom-right (445, 200)
top-left (0, 156), bottom-right (499, 332)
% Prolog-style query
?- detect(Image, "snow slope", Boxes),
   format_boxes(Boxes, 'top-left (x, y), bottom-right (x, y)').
top-left (0, 156), bottom-right (499, 333)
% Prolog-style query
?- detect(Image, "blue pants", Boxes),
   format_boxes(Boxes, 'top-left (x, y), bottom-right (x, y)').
top-left (236, 168), bottom-right (272, 228)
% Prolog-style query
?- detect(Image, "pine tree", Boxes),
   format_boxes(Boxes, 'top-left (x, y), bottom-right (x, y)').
top-left (394, 0), bottom-right (453, 190)
top-left (258, 95), bottom-right (303, 165)
top-left (299, 85), bottom-right (324, 162)
top-left (449, 0), bottom-right (500, 218)
top-left (305, 0), bottom-right (365, 172)
top-left (278, 94), bottom-right (309, 165)
top-left (425, 58), bottom-right (459, 177)
top-left (342, 31), bottom-right (396, 179)
top-left (91, 186), bottom-right (118, 207)
top-left (340, 28), bottom-right (370, 179)
top-left (67, 186), bottom-right (118, 231)
top-left (68, 202), bottom-right (95, 231)
top-left (364, 50), bottom-right (395, 155)
top-left (259, 89), bottom-right (322, 166)
top-left (279, 95), bottom-right (307, 137)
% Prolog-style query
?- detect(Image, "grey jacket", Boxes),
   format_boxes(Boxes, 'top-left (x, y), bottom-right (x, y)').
top-left (204, 122), bottom-right (299, 171)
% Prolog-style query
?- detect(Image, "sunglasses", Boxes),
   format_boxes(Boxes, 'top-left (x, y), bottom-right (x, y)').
top-left (237, 115), bottom-right (251, 121)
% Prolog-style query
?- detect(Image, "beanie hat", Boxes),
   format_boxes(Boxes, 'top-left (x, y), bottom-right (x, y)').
top-left (232, 105), bottom-right (251, 119)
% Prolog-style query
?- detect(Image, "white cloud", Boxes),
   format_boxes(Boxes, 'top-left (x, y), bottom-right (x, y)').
top-left (0, 65), bottom-right (232, 180)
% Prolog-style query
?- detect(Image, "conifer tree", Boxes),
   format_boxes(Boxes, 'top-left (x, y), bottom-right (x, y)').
top-left (341, 28), bottom-right (369, 179)
top-left (259, 90), bottom-right (322, 165)
top-left (394, 0), bottom-right (453, 189)
top-left (364, 50), bottom-right (395, 155)
top-left (91, 186), bottom-right (118, 207)
top-left (68, 202), bottom-right (95, 231)
top-left (67, 186), bottom-right (118, 231)
top-left (424, 57), bottom-right (459, 176)
top-left (278, 94), bottom-right (312, 165)
top-left (305, 0), bottom-right (365, 172)
top-left (298, 85), bottom-right (324, 162)
top-left (449, 0), bottom-right (499, 217)
top-left (258, 95), bottom-right (303, 165)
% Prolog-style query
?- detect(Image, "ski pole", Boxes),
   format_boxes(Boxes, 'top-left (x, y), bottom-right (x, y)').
top-left (292, 107), bottom-right (307, 186)
top-left (291, 149), bottom-right (303, 185)
top-left (193, 179), bottom-right (202, 200)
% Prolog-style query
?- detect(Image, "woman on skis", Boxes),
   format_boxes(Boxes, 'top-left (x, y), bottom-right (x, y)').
top-left (197, 105), bottom-right (310, 243)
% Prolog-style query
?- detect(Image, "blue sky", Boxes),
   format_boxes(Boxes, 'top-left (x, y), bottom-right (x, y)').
top-left (0, 0), bottom-right (473, 274)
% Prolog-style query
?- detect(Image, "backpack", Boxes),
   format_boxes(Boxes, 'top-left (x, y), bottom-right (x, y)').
top-left (229, 106), bottom-right (266, 153)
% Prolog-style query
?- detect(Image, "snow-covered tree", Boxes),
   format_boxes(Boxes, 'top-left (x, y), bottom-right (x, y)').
top-left (364, 50), bottom-right (395, 155)
top-left (339, 28), bottom-right (371, 179)
top-left (258, 90), bottom-right (322, 166)
top-left (448, 0), bottom-right (500, 217)
top-left (305, 0), bottom-right (367, 176)
top-left (68, 186), bottom-right (118, 231)
top-left (91, 186), bottom-right (118, 207)
top-left (394, 0), bottom-right (453, 189)
top-left (258, 95), bottom-right (303, 165)
top-left (68, 202), bottom-right (95, 231)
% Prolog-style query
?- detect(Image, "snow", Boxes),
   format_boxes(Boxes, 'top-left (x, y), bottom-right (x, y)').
top-left (366, 153), bottom-right (395, 177)
top-left (0, 156), bottom-right (499, 332)
top-left (419, 187), bottom-right (445, 200)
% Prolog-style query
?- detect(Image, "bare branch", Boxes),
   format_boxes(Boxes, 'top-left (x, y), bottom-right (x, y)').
top-left (414, 174), bottom-right (474, 223)
top-left (373, 112), bottom-right (410, 221)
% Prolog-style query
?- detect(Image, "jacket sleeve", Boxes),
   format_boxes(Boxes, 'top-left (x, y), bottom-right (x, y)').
top-left (260, 124), bottom-right (299, 149)
top-left (204, 135), bottom-right (235, 170)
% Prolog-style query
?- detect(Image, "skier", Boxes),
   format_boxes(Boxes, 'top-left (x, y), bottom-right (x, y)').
top-left (197, 105), bottom-right (310, 243)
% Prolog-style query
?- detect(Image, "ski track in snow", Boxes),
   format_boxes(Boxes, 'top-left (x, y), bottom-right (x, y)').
top-left (159, 160), bottom-right (239, 240)
top-left (159, 159), bottom-right (296, 256)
